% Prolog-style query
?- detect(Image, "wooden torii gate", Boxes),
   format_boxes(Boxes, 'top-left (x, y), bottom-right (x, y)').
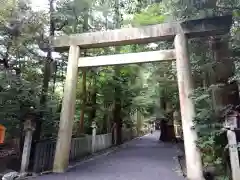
top-left (48, 15), bottom-right (232, 180)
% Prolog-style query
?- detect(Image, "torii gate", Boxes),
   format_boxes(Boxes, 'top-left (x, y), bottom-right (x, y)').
top-left (47, 15), bottom-right (232, 180)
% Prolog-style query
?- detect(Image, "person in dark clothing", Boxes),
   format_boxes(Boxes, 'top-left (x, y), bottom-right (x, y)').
top-left (159, 118), bottom-right (168, 142)
top-left (166, 112), bottom-right (175, 142)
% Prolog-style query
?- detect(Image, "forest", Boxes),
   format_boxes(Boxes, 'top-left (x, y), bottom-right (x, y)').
top-left (0, 0), bottom-right (240, 180)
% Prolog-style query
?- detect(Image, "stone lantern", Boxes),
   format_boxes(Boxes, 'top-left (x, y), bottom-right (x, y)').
top-left (224, 111), bottom-right (239, 130)
top-left (173, 110), bottom-right (182, 140)
top-left (20, 111), bottom-right (36, 173)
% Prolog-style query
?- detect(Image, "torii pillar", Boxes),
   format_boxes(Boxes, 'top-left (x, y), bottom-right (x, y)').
top-left (53, 45), bottom-right (80, 173)
top-left (175, 34), bottom-right (204, 180)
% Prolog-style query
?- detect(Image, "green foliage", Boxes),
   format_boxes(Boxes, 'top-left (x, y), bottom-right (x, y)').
top-left (133, 3), bottom-right (165, 26)
top-left (192, 87), bottom-right (229, 176)
top-left (0, 2), bottom-right (240, 179)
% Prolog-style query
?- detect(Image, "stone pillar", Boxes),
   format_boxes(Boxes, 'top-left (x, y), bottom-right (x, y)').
top-left (53, 45), bottom-right (80, 173)
top-left (91, 121), bottom-right (97, 154)
top-left (174, 34), bottom-right (204, 180)
top-left (20, 118), bottom-right (36, 173)
top-left (225, 112), bottom-right (240, 180)
top-left (173, 110), bottom-right (182, 139)
top-left (210, 37), bottom-right (239, 116)
top-left (227, 129), bottom-right (240, 180)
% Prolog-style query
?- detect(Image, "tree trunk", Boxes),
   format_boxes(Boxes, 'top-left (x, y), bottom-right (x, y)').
top-left (79, 68), bottom-right (86, 134)
top-left (30, 0), bottom-right (55, 168)
top-left (87, 67), bottom-right (97, 127)
top-left (88, 71), bottom-right (97, 123)
top-left (113, 98), bottom-right (122, 144)
top-left (34, 0), bottom-right (55, 143)
top-left (112, 0), bottom-right (122, 145)
top-left (78, 4), bottom-right (89, 134)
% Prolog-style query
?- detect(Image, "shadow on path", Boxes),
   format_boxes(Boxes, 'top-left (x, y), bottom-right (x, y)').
top-left (33, 131), bottom-right (184, 180)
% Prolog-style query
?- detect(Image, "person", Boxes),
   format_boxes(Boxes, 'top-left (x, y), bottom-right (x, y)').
top-left (159, 118), bottom-right (168, 141)
top-left (166, 112), bottom-right (175, 142)
top-left (150, 128), bottom-right (153, 134)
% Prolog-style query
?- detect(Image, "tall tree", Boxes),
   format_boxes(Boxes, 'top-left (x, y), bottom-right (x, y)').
top-left (79, 1), bottom-right (90, 134)
top-left (112, 0), bottom-right (123, 145)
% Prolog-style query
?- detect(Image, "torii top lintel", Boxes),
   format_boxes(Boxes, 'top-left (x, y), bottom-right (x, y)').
top-left (49, 15), bottom-right (232, 52)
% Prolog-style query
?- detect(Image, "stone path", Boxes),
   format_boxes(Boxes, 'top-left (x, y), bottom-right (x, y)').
top-left (33, 131), bottom-right (185, 180)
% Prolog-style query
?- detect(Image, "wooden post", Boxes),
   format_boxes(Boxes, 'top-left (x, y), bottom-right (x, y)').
top-left (174, 34), bottom-right (204, 180)
top-left (20, 131), bottom-right (33, 173)
top-left (53, 45), bottom-right (80, 173)
top-left (20, 118), bottom-right (36, 173)
top-left (91, 121), bottom-right (97, 154)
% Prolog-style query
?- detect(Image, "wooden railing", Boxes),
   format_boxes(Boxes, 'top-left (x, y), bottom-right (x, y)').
top-left (33, 133), bottom-right (113, 173)
top-left (32, 128), bottom-right (142, 173)
top-left (33, 140), bottom-right (56, 173)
